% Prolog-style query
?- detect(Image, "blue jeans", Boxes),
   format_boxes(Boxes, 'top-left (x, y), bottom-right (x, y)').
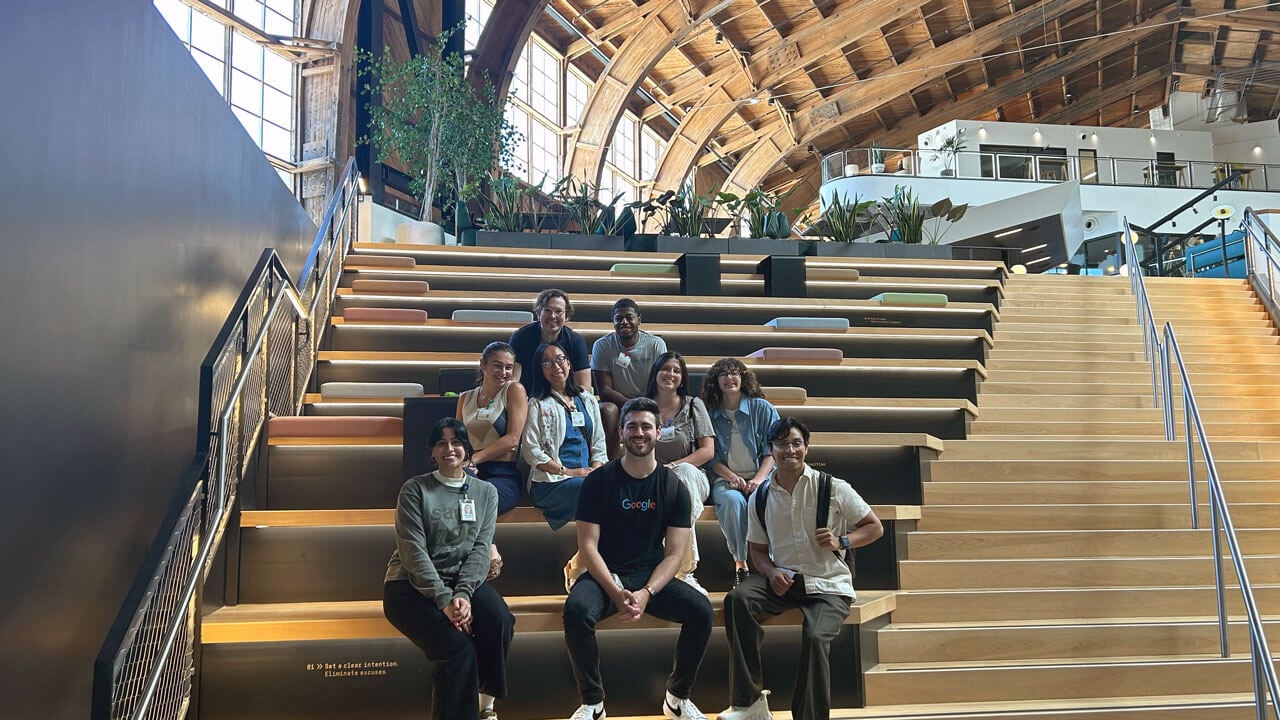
top-left (711, 478), bottom-right (749, 562)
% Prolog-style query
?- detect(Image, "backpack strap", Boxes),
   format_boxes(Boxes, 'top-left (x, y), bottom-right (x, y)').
top-left (753, 479), bottom-right (771, 538)
top-left (816, 471), bottom-right (845, 561)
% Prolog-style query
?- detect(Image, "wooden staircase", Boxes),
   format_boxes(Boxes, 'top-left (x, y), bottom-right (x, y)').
top-left (843, 274), bottom-right (1280, 719)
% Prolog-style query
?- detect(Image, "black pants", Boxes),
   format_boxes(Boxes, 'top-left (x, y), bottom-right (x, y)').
top-left (723, 574), bottom-right (851, 720)
top-left (563, 572), bottom-right (713, 705)
top-left (383, 580), bottom-right (515, 720)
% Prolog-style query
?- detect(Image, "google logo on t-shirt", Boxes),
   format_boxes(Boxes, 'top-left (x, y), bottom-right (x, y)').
top-left (621, 498), bottom-right (656, 511)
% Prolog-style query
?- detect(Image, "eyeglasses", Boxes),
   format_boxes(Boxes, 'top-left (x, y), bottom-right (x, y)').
top-left (771, 440), bottom-right (806, 452)
top-left (541, 356), bottom-right (570, 367)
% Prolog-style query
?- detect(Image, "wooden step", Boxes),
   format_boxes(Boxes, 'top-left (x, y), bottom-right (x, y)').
top-left (975, 393), bottom-right (1280, 411)
top-left (975, 406), bottom-right (1280, 422)
top-left (978, 381), bottom-right (1269, 397)
top-left (983, 370), bottom-right (1280, 387)
top-left (201, 590), bottom-right (897, 643)
top-left (996, 315), bottom-right (1271, 330)
top-left (863, 656), bottom-right (1257, 705)
top-left (969, 423), bottom-right (1280, 438)
top-left (829, 693), bottom-right (1260, 719)
top-left (984, 358), bottom-right (1280, 374)
top-left (898, 556), bottom-right (1280, 590)
top-left (987, 349), bottom-right (1280, 364)
top-left (921, 480), bottom-right (1280, 505)
top-left (939, 439), bottom-right (1280, 461)
top-left (265, 430), bottom-right (942, 451)
top-left (906, 528), bottom-right (1280, 560)
top-left (926, 459), bottom-right (1280, 482)
top-left (876, 617), bottom-right (1280, 663)
top-left (890, 585), bottom-right (1280, 623)
top-left (915, 503), bottom-right (1278, 531)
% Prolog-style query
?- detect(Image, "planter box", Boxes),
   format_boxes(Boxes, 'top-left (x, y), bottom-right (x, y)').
top-left (473, 230), bottom-right (551, 250)
top-left (472, 231), bottom-right (625, 252)
top-left (728, 237), bottom-right (808, 256)
top-left (807, 241), bottom-right (953, 260)
top-left (626, 235), bottom-right (730, 254)
top-left (549, 233), bottom-right (625, 252)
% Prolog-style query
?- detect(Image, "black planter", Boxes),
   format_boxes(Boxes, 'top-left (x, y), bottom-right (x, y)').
top-left (728, 237), bottom-right (808, 256)
top-left (473, 230), bottom-right (551, 249)
top-left (807, 241), bottom-right (952, 259)
top-left (549, 233), bottom-right (625, 252)
top-left (625, 234), bottom-right (730, 254)
top-left (473, 231), bottom-right (626, 252)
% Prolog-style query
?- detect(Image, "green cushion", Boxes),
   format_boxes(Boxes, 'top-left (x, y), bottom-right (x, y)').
top-left (872, 292), bottom-right (948, 307)
top-left (610, 263), bottom-right (679, 275)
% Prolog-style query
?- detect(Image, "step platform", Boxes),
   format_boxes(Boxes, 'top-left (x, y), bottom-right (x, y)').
top-left (199, 592), bottom-right (894, 720)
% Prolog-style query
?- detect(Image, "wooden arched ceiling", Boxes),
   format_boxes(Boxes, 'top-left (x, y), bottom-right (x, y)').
top-left (365, 0), bottom-right (1280, 199)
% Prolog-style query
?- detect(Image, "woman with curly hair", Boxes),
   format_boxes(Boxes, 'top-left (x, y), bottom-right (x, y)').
top-left (700, 357), bottom-right (779, 586)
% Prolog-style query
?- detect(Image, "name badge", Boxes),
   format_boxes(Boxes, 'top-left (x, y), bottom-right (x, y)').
top-left (615, 352), bottom-right (632, 368)
top-left (459, 499), bottom-right (477, 522)
top-left (659, 425), bottom-right (676, 441)
top-left (570, 410), bottom-right (586, 427)
top-left (475, 407), bottom-right (495, 421)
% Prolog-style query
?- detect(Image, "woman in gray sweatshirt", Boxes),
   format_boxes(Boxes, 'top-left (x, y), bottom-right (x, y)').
top-left (383, 418), bottom-right (515, 720)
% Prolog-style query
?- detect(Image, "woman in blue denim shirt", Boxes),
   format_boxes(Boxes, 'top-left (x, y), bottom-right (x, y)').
top-left (700, 357), bottom-right (779, 587)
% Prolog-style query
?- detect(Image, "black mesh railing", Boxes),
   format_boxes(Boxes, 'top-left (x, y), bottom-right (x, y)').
top-left (92, 158), bottom-right (360, 720)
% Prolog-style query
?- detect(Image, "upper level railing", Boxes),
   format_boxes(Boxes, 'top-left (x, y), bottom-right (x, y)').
top-left (1124, 218), bottom-right (1280, 717)
top-left (91, 158), bottom-right (360, 720)
top-left (822, 146), bottom-right (1280, 192)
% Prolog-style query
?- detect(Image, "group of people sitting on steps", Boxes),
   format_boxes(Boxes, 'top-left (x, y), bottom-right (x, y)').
top-left (381, 288), bottom-right (885, 720)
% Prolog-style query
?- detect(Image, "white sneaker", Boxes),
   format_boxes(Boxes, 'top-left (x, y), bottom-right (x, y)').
top-left (717, 691), bottom-right (772, 720)
top-left (568, 703), bottom-right (606, 720)
top-left (681, 573), bottom-right (709, 598)
top-left (662, 694), bottom-right (707, 719)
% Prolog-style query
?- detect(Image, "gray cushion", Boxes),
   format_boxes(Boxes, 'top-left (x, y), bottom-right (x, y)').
top-left (765, 317), bottom-right (850, 330)
top-left (451, 309), bottom-right (535, 323)
top-left (320, 382), bottom-right (424, 399)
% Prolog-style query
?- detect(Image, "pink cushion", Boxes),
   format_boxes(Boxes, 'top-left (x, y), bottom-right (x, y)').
top-left (268, 416), bottom-right (403, 438)
top-left (347, 255), bottom-right (415, 268)
top-left (343, 307), bottom-right (429, 323)
top-left (747, 347), bottom-right (844, 362)
top-left (351, 279), bottom-right (430, 295)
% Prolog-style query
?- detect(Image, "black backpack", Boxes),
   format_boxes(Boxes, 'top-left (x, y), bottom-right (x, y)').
top-left (753, 471), bottom-right (856, 578)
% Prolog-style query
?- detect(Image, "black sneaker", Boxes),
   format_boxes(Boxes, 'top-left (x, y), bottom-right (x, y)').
top-left (735, 568), bottom-right (749, 587)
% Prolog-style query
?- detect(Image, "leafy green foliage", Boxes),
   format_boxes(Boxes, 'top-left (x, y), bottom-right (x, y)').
top-left (484, 174), bottom-right (540, 232)
top-left (871, 186), bottom-right (969, 244)
top-left (552, 176), bottom-right (626, 235)
top-left (819, 191), bottom-right (875, 243)
top-left (358, 26), bottom-right (516, 220)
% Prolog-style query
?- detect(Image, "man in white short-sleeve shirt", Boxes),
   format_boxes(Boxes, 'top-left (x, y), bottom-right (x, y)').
top-left (719, 417), bottom-right (883, 720)
top-left (591, 298), bottom-right (667, 457)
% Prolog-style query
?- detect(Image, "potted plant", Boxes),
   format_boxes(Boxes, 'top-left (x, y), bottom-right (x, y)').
top-left (866, 186), bottom-right (968, 258)
top-left (545, 176), bottom-right (629, 251)
top-left (807, 191), bottom-right (879, 256)
top-left (359, 25), bottom-right (514, 243)
top-left (471, 174), bottom-right (553, 248)
top-left (720, 186), bottom-right (808, 255)
top-left (629, 187), bottom-right (730, 253)
top-left (869, 141), bottom-right (887, 173)
top-left (938, 134), bottom-right (966, 177)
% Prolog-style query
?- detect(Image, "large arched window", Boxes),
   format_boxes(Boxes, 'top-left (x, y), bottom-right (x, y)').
top-left (155, 0), bottom-right (299, 191)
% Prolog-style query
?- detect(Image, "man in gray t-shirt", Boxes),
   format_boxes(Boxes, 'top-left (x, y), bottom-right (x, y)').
top-left (592, 298), bottom-right (667, 457)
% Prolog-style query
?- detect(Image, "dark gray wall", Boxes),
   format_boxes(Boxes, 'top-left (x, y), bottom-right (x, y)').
top-left (0, 1), bottom-right (316, 716)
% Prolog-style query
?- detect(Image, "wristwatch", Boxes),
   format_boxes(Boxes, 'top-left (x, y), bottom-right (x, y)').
top-left (838, 535), bottom-right (851, 550)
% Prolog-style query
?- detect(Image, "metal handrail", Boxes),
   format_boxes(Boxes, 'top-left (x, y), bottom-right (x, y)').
top-left (93, 157), bottom-right (360, 720)
top-left (1127, 217), bottom-right (1280, 718)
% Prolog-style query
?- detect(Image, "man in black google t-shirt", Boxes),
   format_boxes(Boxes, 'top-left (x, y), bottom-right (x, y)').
top-left (563, 396), bottom-right (713, 720)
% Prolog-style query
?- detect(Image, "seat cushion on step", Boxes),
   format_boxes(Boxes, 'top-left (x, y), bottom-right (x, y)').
top-left (451, 309), bottom-right (535, 324)
top-left (319, 382), bottom-right (424, 399)
top-left (350, 279), bottom-right (430, 295)
top-left (345, 255), bottom-right (416, 268)
top-left (268, 415), bottom-right (403, 438)
top-left (762, 386), bottom-right (808, 404)
top-left (747, 347), bottom-right (844, 362)
top-left (765, 316), bottom-right (851, 330)
top-left (342, 307), bottom-right (429, 323)
top-left (609, 263), bottom-right (679, 275)
top-left (871, 291), bottom-right (948, 306)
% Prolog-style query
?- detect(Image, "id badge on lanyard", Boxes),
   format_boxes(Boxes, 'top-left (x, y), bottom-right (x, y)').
top-left (459, 482), bottom-right (476, 522)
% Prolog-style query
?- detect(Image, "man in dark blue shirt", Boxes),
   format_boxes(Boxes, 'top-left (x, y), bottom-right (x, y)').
top-left (564, 397), bottom-right (713, 720)
top-left (509, 288), bottom-right (591, 394)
